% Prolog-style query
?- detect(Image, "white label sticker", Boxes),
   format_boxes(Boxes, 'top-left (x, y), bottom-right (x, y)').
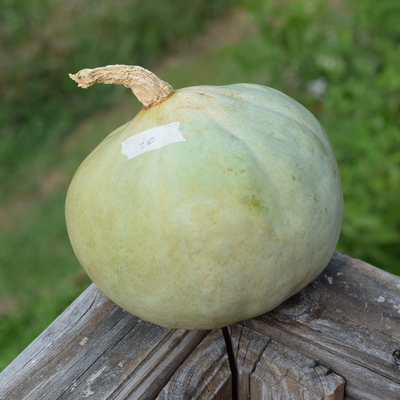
top-left (121, 122), bottom-right (186, 160)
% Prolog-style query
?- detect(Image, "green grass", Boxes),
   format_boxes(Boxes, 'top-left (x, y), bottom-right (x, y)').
top-left (165, 0), bottom-right (400, 272)
top-left (0, 92), bottom-right (144, 370)
top-left (0, 0), bottom-right (239, 200)
top-left (1, 0), bottom-right (400, 371)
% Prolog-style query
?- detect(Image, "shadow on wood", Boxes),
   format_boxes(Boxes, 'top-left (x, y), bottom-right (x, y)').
top-left (0, 252), bottom-right (399, 399)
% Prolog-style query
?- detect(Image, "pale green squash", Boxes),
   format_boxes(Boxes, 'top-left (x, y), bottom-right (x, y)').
top-left (66, 65), bottom-right (343, 330)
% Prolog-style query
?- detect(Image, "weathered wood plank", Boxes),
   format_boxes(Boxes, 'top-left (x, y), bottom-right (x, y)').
top-left (1, 252), bottom-right (399, 399)
top-left (0, 284), bottom-right (209, 400)
top-left (156, 329), bottom-right (231, 399)
top-left (241, 252), bottom-right (400, 400)
top-left (231, 324), bottom-right (345, 399)
top-left (156, 323), bottom-right (345, 400)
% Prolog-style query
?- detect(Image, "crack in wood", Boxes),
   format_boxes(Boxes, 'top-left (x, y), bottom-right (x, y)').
top-left (248, 337), bottom-right (271, 400)
top-left (393, 348), bottom-right (400, 366)
top-left (222, 326), bottom-right (238, 400)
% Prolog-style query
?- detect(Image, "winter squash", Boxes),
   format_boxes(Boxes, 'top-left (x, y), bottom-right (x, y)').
top-left (66, 65), bottom-right (343, 330)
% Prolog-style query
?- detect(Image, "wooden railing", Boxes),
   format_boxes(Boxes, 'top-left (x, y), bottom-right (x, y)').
top-left (0, 252), bottom-right (399, 399)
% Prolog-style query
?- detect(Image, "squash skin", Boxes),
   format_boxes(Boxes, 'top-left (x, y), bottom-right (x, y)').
top-left (65, 83), bottom-right (343, 330)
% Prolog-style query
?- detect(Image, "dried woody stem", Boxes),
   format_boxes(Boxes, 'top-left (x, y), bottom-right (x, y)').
top-left (69, 64), bottom-right (174, 108)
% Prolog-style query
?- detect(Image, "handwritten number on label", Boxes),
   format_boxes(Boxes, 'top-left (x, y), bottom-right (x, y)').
top-left (121, 122), bottom-right (186, 160)
top-left (139, 136), bottom-right (155, 149)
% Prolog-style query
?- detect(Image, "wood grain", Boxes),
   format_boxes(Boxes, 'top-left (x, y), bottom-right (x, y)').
top-left (156, 329), bottom-right (231, 399)
top-left (0, 284), bottom-right (208, 400)
top-left (241, 252), bottom-right (400, 400)
top-left (156, 323), bottom-right (345, 400)
top-left (1, 252), bottom-right (399, 399)
top-left (231, 324), bottom-right (345, 399)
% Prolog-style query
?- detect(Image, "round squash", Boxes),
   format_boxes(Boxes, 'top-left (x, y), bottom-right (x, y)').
top-left (66, 65), bottom-right (343, 330)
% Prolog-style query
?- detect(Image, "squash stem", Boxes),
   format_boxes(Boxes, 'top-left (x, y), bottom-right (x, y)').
top-left (69, 64), bottom-right (174, 108)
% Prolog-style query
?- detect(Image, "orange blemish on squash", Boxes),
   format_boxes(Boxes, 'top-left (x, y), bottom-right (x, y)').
top-left (195, 92), bottom-right (216, 99)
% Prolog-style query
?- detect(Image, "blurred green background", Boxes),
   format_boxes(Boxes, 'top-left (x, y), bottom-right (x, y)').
top-left (1, 0), bottom-right (399, 371)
